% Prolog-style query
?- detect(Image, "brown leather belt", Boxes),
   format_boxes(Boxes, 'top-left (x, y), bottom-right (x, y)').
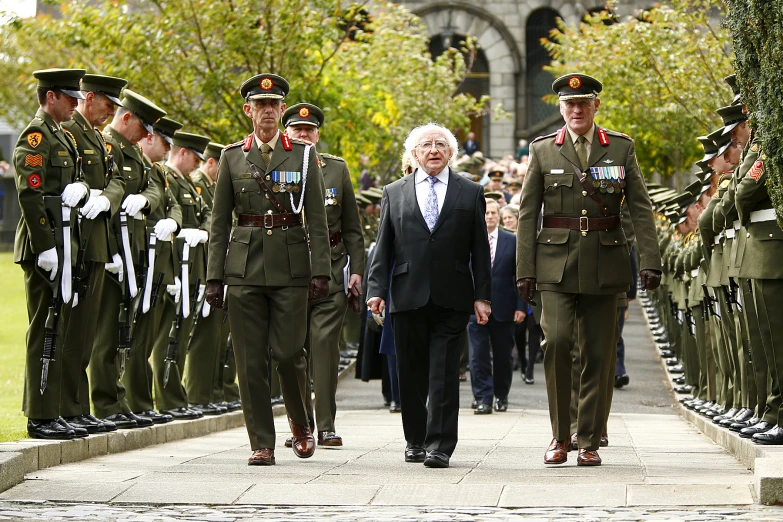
top-left (542, 215), bottom-right (620, 232)
top-left (329, 230), bottom-right (342, 248)
top-left (237, 213), bottom-right (301, 228)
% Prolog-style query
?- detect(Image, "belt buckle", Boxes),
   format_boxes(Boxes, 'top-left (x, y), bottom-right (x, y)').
top-left (580, 216), bottom-right (589, 232)
top-left (263, 214), bottom-right (274, 229)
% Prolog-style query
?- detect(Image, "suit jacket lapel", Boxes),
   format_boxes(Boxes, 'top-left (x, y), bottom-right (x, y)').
top-left (431, 169), bottom-right (461, 234)
top-left (587, 127), bottom-right (608, 167)
top-left (403, 174), bottom-right (429, 232)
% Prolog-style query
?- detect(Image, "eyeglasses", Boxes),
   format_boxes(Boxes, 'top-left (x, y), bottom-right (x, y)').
top-left (415, 140), bottom-right (449, 152)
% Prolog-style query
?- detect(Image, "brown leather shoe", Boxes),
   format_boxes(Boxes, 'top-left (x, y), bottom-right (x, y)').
top-left (569, 433), bottom-right (578, 451)
top-left (248, 448), bottom-right (275, 466)
top-left (318, 431), bottom-right (343, 447)
top-left (284, 436), bottom-right (292, 448)
top-left (544, 438), bottom-right (569, 465)
top-left (289, 419), bottom-right (315, 458)
top-left (600, 433), bottom-right (609, 447)
top-left (577, 448), bottom-right (602, 466)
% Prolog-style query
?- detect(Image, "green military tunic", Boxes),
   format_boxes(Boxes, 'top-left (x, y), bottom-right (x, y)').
top-left (516, 125), bottom-right (661, 451)
top-left (59, 110), bottom-right (126, 419)
top-left (15, 108), bottom-right (89, 420)
top-left (207, 131), bottom-right (330, 450)
top-left (90, 125), bottom-right (162, 419)
top-left (302, 152), bottom-right (365, 434)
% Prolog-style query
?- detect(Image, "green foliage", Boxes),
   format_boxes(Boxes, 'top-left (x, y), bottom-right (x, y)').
top-left (0, 0), bottom-right (488, 183)
top-left (0, 253), bottom-right (28, 443)
top-left (724, 1), bottom-right (783, 224)
top-left (542, 0), bottom-right (733, 184)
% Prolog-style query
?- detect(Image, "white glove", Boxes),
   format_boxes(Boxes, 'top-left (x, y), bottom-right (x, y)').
top-left (80, 194), bottom-right (111, 220)
top-left (37, 247), bottom-right (58, 281)
top-left (122, 194), bottom-right (148, 218)
top-left (197, 284), bottom-right (206, 302)
top-left (61, 183), bottom-right (88, 207)
top-left (178, 228), bottom-right (209, 248)
top-left (154, 218), bottom-right (178, 241)
top-left (166, 276), bottom-right (182, 304)
top-left (105, 253), bottom-right (124, 282)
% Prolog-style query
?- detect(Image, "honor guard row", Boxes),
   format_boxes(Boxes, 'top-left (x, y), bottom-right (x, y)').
top-left (641, 72), bottom-right (783, 445)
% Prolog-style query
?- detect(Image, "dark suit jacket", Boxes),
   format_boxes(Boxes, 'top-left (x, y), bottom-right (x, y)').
top-left (489, 229), bottom-right (526, 322)
top-left (464, 140), bottom-right (479, 156)
top-left (367, 168), bottom-right (492, 314)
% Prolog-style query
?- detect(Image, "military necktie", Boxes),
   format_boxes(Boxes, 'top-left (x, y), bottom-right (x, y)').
top-left (575, 135), bottom-right (588, 171)
top-left (261, 143), bottom-right (272, 171)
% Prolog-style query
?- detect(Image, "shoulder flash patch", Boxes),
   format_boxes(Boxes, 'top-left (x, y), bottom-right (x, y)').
top-left (554, 128), bottom-right (566, 146)
top-left (720, 178), bottom-right (730, 189)
top-left (242, 134), bottom-right (253, 152)
top-left (281, 133), bottom-right (292, 151)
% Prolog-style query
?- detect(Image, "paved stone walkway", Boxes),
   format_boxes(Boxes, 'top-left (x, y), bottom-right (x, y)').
top-left (1, 302), bottom-right (780, 520)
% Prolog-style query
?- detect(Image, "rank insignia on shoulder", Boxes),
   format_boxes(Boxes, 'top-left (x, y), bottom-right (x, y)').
top-left (281, 134), bottom-right (292, 151)
top-left (555, 128), bottom-right (566, 146)
top-left (751, 143), bottom-right (760, 152)
top-left (720, 178), bottom-right (730, 189)
top-left (28, 173), bottom-right (42, 189)
top-left (597, 128), bottom-right (610, 146)
top-left (27, 132), bottom-right (43, 148)
top-left (25, 154), bottom-right (43, 167)
top-left (749, 160), bottom-right (764, 182)
top-left (243, 134), bottom-right (253, 152)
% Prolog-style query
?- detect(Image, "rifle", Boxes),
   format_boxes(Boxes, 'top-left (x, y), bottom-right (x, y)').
top-left (186, 283), bottom-right (207, 352)
top-left (126, 240), bottom-right (148, 354)
top-left (72, 218), bottom-right (94, 304)
top-left (685, 306), bottom-right (696, 336)
top-left (164, 242), bottom-right (191, 386)
top-left (149, 272), bottom-right (165, 309)
top-left (702, 284), bottom-right (718, 319)
top-left (729, 277), bottom-right (743, 313)
top-left (37, 197), bottom-right (71, 394)
top-left (721, 285), bottom-right (734, 315)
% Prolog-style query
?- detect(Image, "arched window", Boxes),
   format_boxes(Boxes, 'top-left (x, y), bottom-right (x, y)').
top-left (525, 8), bottom-right (560, 128)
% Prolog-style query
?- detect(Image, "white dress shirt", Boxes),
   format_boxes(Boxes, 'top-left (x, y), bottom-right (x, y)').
top-left (566, 124), bottom-right (596, 159)
top-left (488, 226), bottom-right (498, 266)
top-left (414, 166), bottom-right (449, 216)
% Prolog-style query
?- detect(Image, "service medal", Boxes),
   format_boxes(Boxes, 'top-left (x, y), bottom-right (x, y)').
top-left (593, 180), bottom-right (600, 188)
top-left (293, 185), bottom-right (300, 193)
top-left (272, 184), bottom-right (280, 193)
top-left (607, 185), bottom-right (615, 194)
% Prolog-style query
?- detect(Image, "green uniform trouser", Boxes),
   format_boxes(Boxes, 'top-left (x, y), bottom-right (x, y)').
top-left (691, 305), bottom-right (714, 402)
top-left (733, 285), bottom-right (755, 411)
top-left (185, 305), bottom-right (223, 404)
top-left (302, 290), bottom-right (348, 433)
top-left (228, 285), bottom-right (310, 450)
top-left (60, 264), bottom-right (105, 417)
top-left (717, 289), bottom-right (740, 409)
top-left (740, 278), bottom-right (768, 418)
top-left (752, 279), bottom-right (783, 426)
top-left (90, 275), bottom-right (131, 418)
top-left (21, 262), bottom-right (64, 420)
top-left (540, 291), bottom-right (617, 451)
top-left (150, 294), bottom-right (178, 410)
top-left (681, 314), bottom-right (699, 390)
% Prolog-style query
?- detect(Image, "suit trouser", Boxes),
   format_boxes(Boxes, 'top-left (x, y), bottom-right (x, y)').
top-left (740, 279), bottom-right (768, 418)
top-left (60, 264), bottom-right (104, 417)
top-left (185, 305), bottom-right (223, 405)
top-left (21, 262), bottom-right (64, 420)
top-left (392, 301), bottom-right (469, 456)
top-left (228, 285), bottom-right (309, 450)
top-left (752, 279), bottom-right (783, 426)
top-left (212, 317), bottom-right (240, 404)
top-left (468, 316), bottom-right (515, 405)
top-left (540, 291), bottom-right (617, 451)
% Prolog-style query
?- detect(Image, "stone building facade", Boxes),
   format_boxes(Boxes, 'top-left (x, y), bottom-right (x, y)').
top-left (397, 0), bottom-right (654, 158)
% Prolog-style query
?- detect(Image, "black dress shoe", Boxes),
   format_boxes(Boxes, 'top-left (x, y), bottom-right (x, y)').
top-left (271, 395), bottom-right (284, 406)
top-left (524, 377), bottom-right (534, 385)
top-left (137, 410), bottom-right (173, 424)
top-left (226, 400), bottom-right (242, 412)
top-left (660, 350), bottom-right (677, 358)
top-left (474, 403), bottom-right (493, 415)
top-left (84, 413), bottom-right (116, 432)
top-left (665, 358), bottom-right (680, 366)
top-left (424, 450), bottom-right (450, 468)
top-left (494, 398), bottom-right (508, 412)
top-left (63, 415), bottom-right (102, 434)
top-left (678, 395), bottom-right (695, 403)
top-left (726, 410), bottom-right (754, 429)
top-left (27, 418), bottom-right (76, 440)
top-left (720, 408), bottom-right (748, 427)
top-left (126, 412), bottom-right (154, 427)
top-left (189, 403), bottom-right (223, 416)
top-left (674, 385), bottom-right (693, 394)
top-left (753, 425), bottom-right (783, 445)
top-left (471, 399), bottom-right (479, 409)
top-left (57, 417), bottom-right (89, 437)
top-left (405, 443), bottom-right (426, 463)
top-left (160, 407), bottom-right (202, 420)
top-left (732, 417), bottom-right (760, 432)
top-left (103, 413), bottom-right (138, 430)
top-left (668, 365), bottom-right (684, 374)
top-left (614, 374), bottom-right (630, 389)
top-left (389, 401), bottom-right (401, 413)
top-left (740, 420), bottom-right (773, 438)
top-left (714, 407), bottom-right (740, 424)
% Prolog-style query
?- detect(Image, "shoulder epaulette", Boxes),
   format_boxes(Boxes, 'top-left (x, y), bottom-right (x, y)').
top-left (190, 170), bottom-right (203, 183)
top-left (224, 140), bottom-right (244, 150)
top-left (603, 129), bottom-right (633, 140)
top-left (320, 153), bottom-right (345, 162)
top-left (531, 131), bottom-right (558, 144)
top-left (289, 136), bottom-right (312, 146)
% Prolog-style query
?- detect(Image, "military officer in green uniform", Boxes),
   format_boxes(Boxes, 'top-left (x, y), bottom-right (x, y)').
top-left (282, 103), bottom-right (365, 447)
top-left (516, 74), bottom-right (662, 466)
top-left (15, 68), bottom-right (91, 439)
top-left (92, 90), bottom-right (166, 429)
top-left (59, 74), bottom-right (128, 434)
top-left (122, 116), bottom-right (184, 422)
top-left (158, 132), bottom-right (213, 415)
top-left (205, 73), bottom-right (331, 466)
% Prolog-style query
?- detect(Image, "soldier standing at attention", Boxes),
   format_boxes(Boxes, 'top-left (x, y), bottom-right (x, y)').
top-left (60, 74), bottom-right (128, 434)
top-left (204, 74), bottom-right (331, 466)
top-left (15, 68), bottom-right (91, 439)
top-left (283, 103), bottom-right (365, 447)
top-left (516, 74), bottom-right (662, 466)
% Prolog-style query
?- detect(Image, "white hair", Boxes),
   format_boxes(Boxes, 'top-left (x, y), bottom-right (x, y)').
top-left (403, 123), bottom-right (459, 169)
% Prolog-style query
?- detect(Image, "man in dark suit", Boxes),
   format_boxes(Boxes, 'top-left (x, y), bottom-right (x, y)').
top-left (367, 123), bottom-right (492, 469)
top-left (463, 132), bottom-right (480, 156)
top-left (469, 198), bottom-right (527, 414)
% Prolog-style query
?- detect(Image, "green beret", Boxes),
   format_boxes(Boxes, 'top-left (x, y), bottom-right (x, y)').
top-left (172, 132), bottom-right (210, 160)
top-left (33, 68), bottom-right (86, 100)
top-left (241, 73), bottom-right (289, 101)
top-left (80, 74), bottom-right (127, 106)
top-left (121, 90), bottom-right (166, 135)
top-left (552, 73), bottom-right (602, 100)
top-left (283, 103), bottom-right (324, 128)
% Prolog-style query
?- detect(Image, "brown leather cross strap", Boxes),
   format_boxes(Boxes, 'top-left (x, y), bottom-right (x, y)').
top-left (247, 162), bottom-right (288, 214)
top-left (329, 230), bottom-right (342, 248)
top-left (578, 173), bottom-right (609, 216)
top-left (238, 213), bottom-right (301, 228)
top-left (542, 215), bottom-right (620, 231)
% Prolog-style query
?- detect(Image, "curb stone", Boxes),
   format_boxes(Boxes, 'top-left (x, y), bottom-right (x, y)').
top-left (0, 358), bottom-right (356, 493)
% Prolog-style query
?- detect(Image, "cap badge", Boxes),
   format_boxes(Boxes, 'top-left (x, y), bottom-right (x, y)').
top-left (568, 76), bottom-right (582, 89)
top-left (299, 107), bottom-right (310, 118)
top-left (260, 78), bottom-right (273, 90)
